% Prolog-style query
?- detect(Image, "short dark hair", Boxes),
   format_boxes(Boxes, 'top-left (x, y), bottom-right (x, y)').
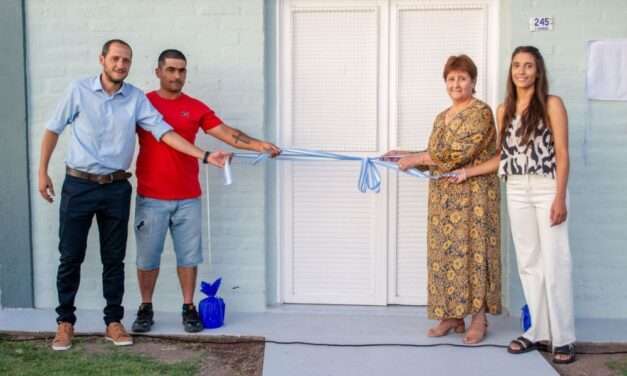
top-left (158, 49), bottom-right (187, 67)
top-left (442, 54), bottom-right (478, 93)
top-left (101, 39), bottom-right (132, 57)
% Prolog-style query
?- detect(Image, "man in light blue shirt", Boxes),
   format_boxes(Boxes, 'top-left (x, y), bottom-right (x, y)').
top-left (44, 73), bottom-right (172, 174)
top-left (38, 39), bottom-right (230, 351)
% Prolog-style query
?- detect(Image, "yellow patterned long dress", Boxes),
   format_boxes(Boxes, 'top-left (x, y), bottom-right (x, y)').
top-left (426, 99), bottom-right (501, 320)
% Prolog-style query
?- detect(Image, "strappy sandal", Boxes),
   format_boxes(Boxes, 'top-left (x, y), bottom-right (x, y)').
top-left (463, 312), bottom-right (487, 344)
top-left (427, 319), bottom-right (466, 337)
top-left (507, 336), bottom-right (539, 354)
top-left (536, 341), bottom-right (551, 352)
top-left (553, 343), bottom-right (576, 364)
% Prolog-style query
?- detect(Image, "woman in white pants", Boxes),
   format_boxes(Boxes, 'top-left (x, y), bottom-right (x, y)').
top-left (450, 46), bottom-right (576, 364)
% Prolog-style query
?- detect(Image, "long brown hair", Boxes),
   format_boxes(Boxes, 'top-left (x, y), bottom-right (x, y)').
top-left (502, 46), bottom-right (550, 146)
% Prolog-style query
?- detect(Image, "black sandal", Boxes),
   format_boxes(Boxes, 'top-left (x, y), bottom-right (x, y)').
top-left (535, 341), bottom-right (551, 352)
top-left (553, 344), bottom-right (576, 364)
top-left (507, 336), bottom-right (538, 354)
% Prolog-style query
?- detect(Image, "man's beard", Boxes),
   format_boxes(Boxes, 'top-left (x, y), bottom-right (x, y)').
top-left (168, 82), bottom-right (183, 93)
top-left (104, 69), bottom-right (127, 84)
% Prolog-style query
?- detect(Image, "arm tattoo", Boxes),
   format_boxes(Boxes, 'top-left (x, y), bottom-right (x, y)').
top-left (232, 130), bottom-right (252, 145)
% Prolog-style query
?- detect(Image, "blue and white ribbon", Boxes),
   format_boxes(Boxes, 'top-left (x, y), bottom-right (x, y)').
top-left (223, 148), bottom-right (454, 193)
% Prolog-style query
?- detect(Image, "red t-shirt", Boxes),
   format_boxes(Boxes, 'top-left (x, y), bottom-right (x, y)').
top-left (136, 91), bottom-right (222, 199)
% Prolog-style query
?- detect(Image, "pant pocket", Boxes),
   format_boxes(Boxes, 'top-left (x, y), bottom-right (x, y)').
top-left (134, 196), bottom-right (152, 236)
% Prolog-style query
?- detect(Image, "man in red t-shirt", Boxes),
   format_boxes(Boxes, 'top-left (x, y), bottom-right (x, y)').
top-left (132, 49), bottom-right (280, 333)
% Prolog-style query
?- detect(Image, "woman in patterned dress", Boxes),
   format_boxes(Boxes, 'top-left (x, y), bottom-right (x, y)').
top-left (385, 55), bottom-right (501, 344)
top-left (451, 46), bottom-right (576, 363)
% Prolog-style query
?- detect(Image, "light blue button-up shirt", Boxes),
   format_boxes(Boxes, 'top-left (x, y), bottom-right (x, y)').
top-left (46, 76), bottom-right (172, 174)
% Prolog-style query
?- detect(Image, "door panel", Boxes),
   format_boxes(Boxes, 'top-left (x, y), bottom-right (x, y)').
top-left (388, 1), bottom-right (490, 305)
top-left (280, 1), bottom-right (389, 305)
top-left (279, 0), bottom-right (496, 306)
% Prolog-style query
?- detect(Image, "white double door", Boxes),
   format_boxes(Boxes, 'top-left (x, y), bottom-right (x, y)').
top-left (279, 0), bottom-right (497, 305)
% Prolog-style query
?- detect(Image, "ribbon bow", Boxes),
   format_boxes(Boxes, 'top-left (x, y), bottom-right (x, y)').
top-left (221, 148), bottom-right (450, 193)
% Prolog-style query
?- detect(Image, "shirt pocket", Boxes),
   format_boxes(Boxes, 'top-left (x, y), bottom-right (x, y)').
top-left (112, 105), bottom-right (136, 142)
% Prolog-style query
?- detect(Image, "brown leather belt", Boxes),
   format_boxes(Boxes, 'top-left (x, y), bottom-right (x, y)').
top-left (66, 167), bottom-right (132, 185)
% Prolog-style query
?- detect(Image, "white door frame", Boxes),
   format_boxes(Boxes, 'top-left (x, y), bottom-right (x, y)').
top-left (275, 0), bottom-right (500, 305)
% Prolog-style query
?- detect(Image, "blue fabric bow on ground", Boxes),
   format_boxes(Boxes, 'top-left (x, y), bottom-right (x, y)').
top-left (223, 148), bottom-right (454, 193)
top-left (199, 278), bottom-right (225, 329)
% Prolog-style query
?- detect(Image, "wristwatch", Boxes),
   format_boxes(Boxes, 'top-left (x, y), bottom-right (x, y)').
top-left (202, 151), bottom-right (211, 164)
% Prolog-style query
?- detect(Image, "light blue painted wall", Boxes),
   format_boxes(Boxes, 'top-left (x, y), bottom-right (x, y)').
top-left (497, 0), bottom-right (516, 315)
top-left (264, 0), bottom-right (280, 306)
top-left (504, 0), bottom-right (627, 319)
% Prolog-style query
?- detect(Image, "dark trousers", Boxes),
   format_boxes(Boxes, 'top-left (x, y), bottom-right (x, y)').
top-left (56, 175), bottom-right (131, 325)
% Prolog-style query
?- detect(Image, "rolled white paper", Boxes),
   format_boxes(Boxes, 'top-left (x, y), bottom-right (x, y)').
top-left (224, 158), bottom-right (233, 186)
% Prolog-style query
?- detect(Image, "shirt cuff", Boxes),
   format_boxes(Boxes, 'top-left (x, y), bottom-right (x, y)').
top-left (152, 123), bottom-right (173, 141)
top-left (45, 122), bottom-right (64, 135)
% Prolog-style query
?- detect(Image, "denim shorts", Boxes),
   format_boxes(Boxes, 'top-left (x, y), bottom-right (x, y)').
top-left (134, 195), bottom-right (203, 270)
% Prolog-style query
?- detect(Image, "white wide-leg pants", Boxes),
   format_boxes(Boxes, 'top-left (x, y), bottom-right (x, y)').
top-left (506, 174), bottom-right (576, 347)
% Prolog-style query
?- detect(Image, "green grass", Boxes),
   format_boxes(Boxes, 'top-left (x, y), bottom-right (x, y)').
top-left (0, 338), bottom-right (201, 376)
top-left (607, 360), bottom-right (627, 376)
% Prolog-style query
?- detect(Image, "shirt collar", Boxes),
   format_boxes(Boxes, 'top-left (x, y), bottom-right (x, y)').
top-left (92, 75), bottom-right (129, 97)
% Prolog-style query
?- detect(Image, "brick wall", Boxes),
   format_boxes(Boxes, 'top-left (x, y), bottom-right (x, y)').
top-left (26, 0), bottom-right (627, 319)
top-left (26, 0), bottom-right (268, 313)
